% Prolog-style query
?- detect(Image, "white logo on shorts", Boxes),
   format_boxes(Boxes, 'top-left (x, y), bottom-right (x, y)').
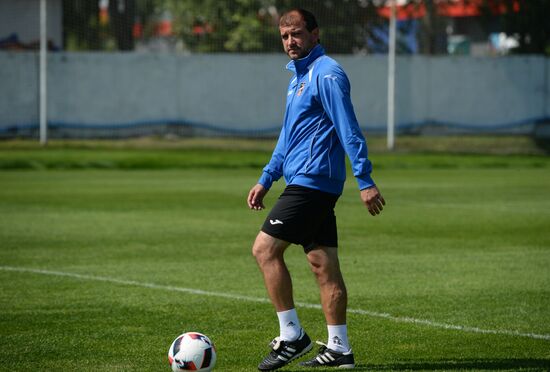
top-left (269, 219), bottom-right (284, 225)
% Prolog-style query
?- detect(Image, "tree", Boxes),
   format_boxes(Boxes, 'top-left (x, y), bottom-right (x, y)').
top-left (144, 0), bottom-right (384, 53)
top-left (63, 0), bottom-right (101, 50)
top-left (156, 0), bottom-right (279, 53)
top-left (61, 0), bottom-right (387, 53)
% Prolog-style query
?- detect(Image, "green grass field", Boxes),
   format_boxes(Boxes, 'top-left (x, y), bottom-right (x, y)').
top-left (0, 138), bottom-right (549, 371)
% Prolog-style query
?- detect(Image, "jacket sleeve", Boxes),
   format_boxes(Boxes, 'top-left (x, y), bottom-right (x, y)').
top-left (258, 126), bottom-right (286, 190)
top-left (318, 67), bottom-right (375, 190)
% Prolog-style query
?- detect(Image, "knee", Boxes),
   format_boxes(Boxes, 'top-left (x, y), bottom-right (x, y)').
top-left (310, 262), bottom-right (332, 285)
top-left (252, 233), bottom-right (282, 266)
top-left (252, 241), bottom-right (267, 263)
top-left (307, 253), bottom-right (345, 288)
top-left (308, 254), bottom-right (333, 281)
top-left (308, 258), bottom-right (323, 277)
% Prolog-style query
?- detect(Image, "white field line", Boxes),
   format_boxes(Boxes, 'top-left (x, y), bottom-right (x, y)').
top-left (1, 265), bottom-right (549, 341)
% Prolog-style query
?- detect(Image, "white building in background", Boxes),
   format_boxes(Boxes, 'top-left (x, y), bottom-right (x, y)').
top-left (0, 0), bottom-right (62, 50)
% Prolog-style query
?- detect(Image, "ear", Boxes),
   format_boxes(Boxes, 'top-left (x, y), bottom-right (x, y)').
top-left (311, 27), bottom-right (320, 43)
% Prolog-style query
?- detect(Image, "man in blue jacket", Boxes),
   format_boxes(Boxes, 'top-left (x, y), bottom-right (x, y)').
top-left (247, 8), bottom-right (385, 370)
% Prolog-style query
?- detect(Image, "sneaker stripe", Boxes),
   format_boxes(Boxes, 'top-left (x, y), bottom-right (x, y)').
top-left (321, 354), bottom-right (331, 363)
top-left (259, 332), bottom-right (313, 370)
top-left (298, 343), bottom-right (355, 369)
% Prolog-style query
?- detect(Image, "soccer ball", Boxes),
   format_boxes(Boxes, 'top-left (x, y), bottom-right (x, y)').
top-left (168, 332), bottom-right (217, 372)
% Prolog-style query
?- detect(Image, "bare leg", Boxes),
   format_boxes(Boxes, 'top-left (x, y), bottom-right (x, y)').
top-left (252, 231), bottom-right (294, 311)
top-left (306, 246), bottom-right (347, 325)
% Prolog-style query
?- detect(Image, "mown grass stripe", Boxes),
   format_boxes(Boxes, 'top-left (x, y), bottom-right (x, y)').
top-left (1, 265), bottom-right (548, 341)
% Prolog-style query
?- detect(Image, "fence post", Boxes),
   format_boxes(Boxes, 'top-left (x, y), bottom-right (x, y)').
top-left (387, 0), bottom-right (396, 150)
top-left (39, 0), bottom-right (48, 145)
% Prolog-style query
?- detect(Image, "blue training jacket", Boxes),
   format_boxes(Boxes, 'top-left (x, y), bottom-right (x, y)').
top-left (258, 44), bottom-right (375, 196)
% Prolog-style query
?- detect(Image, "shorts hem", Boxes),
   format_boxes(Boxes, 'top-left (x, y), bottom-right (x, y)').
top-left (303, 242), bottom-right (338, 253)
top-left (260, 227), bottom-right (296, 246)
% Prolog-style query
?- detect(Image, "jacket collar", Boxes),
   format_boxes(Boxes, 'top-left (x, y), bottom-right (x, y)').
top-left (286, 44), bottom-right (325, 77)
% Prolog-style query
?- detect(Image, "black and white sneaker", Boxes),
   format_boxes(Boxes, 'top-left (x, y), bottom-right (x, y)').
top-left (257, 329), bottom-right (313, 371)
top-left (299, 341), bottom-right (355, 369)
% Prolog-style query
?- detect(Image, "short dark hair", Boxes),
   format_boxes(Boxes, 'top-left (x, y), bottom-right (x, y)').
top-left (279, 8), bottom-right (319, 32)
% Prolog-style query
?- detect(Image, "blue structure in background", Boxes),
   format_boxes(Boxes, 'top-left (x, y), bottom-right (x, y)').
top-left (367, 19), bottom-right (419, 54)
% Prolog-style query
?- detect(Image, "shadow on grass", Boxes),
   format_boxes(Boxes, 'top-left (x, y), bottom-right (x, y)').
top-left (352, 358), bottom-right (550, 370)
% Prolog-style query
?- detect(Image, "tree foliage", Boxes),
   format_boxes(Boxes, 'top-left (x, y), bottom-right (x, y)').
top-left (62, 0), bottom-right (550, 55)
top-left (63, 0), bottom-right (381, 53)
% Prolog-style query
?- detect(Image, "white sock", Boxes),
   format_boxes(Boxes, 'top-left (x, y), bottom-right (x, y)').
top-left (327, 324), bottom-right (351, 353)
top-left (277, 308), bottom-right (302, 341)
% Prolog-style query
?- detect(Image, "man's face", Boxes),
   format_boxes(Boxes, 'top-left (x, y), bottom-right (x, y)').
top-left (279, 16), bottom-right (319, 60)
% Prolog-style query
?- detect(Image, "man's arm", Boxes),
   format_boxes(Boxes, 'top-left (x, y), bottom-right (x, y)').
top-left (318, 66), bottom-right (385, 215)
top-left (318, 67), bottom-right (374, 189)
top-left (257, 126), bottom-right (286, 190)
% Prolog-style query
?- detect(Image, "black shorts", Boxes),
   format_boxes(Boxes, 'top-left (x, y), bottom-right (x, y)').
top-left (261, 185), bottom-right (339, 252)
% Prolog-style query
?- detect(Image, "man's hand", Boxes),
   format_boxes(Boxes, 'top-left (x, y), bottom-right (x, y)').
top-left (360, 186), bottom-right (385, 216)
top-left (247, 184), bottom-right (268, 210)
